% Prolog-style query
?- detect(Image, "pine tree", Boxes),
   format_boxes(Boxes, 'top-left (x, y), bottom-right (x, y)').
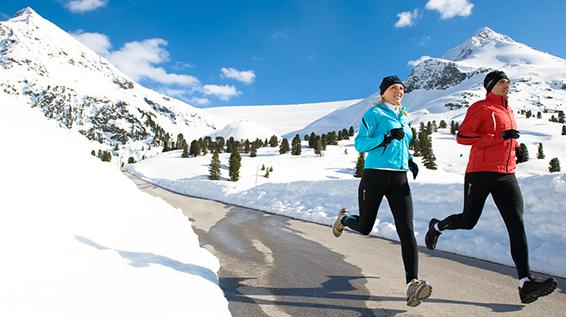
top-left (321, 134), bottom-right (328, 150)
top-left (182, 142), bottom-right (189, 158)
top-left (269, 135), bottom-right (279, 147)
top-left (209, 150), bottom-right (221, 180)
top-left (243, 140), bottom-right (250, 153)
top-left (264, 168), bottom-right (270, 178)
top-left (189, 140), bottom-right (200, 157)
top-left (176, 133), bottom-right (185, 151)
top-left (91, 150), bottom-right (96, 156)
top-left (216, 137), bottom-right (225, 152)
top-left (549, 158), bottom-right (561, 173)
top-left (314, 136), bottom-right (322, 155)
top-left (261, 164), bottom-right (265, 170)
top-left (279, 138), bottom-right (290, 154)
top-left (348, 126), bottom-right (355, 137)
top-left (128, 156), bottom-right (136, 164)
top-left (101, 151), bottom-right (112, 162)
top-left (439, 120), bottom-right (447, 129)
top-left (420, 131), bottom-right (437, 169)
top-left (562, 125), bottom-right (566, 135)
top-left (537, 111), bottom-right (542, 119)
top-left (450, 120), bottom-right (456, 135)
top-left (228, 149), bottom-right (241, 182)
top-left (291, 134), bottom-right (302, 155)
top-left (354, 153), bottom-right (365, 178)
top-left (537, 143), bottom-right (545, 159)
top-left (519, 143), bottom-right (529, 162)
top-left (525, 110), bottom-right (532, 118)
top-left (309, 132), bottom-right (317, 148)
top-left (250, 143), bottom-right (257, 157)
top-left (304, 134), bottom-right (310, 141)
top-left (269, 166), bottom-right (273, 172)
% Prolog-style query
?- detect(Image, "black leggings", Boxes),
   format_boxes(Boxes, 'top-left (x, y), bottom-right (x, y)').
top-left (343, 169), bottom-right (418, 284)
top-left (438, 172), bottom-right (530, 279)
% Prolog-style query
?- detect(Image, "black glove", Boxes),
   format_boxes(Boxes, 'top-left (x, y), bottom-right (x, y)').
top-left (502, 129), bottom-right (520, 140)
top-left (516, 147), bottom-right (526, 163)
top-left (389, 128), bottom-right (405, 140)
top-left (408, 159), bottom-right (419, 180)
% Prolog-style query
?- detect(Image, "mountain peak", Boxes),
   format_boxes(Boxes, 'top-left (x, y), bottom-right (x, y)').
top-left (443, 27), bottom-right (514, 61)
top-left (14, 7), bottom-right (39, 19)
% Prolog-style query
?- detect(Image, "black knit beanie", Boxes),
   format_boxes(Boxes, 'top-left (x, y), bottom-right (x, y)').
top-left (483, 70), bottom-right (509, 92)
top-left (379, 75), bottom-right (404, 95)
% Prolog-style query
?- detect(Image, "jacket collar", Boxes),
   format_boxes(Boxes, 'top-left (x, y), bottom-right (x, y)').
top-left (485, 92), bottom-right (508, 107)
top-left (377, 102), bottom-right (407, 117)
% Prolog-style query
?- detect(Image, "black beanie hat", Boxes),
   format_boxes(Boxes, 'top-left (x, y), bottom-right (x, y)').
top-left (379, 75), bottom-right (404, 95)
top-left (483, 70), bottom-right (509, 92)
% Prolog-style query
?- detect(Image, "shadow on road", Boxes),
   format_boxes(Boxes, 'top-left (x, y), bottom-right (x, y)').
top-left (221, 275), bottom-right (524, 316)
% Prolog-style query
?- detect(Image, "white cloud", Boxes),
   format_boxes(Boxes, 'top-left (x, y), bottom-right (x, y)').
top-left (71, 30), bottom-right (111, 55)
top-left (220, 67), bottom-right (255, 84)
top-left (202, 84), bottom-right (241, 101)
top-left (66, 0), bottom-right (108, 13)
top-left (108, 38), bottom-right (200, 86)
top-left (408, 55), bottom-right (432, 67)
top-left (425, 0), bottom-right (474, 19)
top-left (395, 10), bottom-right (419, 28)
top-left (190, 97), bottom-right (211, 106)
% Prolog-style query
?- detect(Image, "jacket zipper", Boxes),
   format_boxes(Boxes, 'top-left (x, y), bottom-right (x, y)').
top-left (504, 96), bottom-right (513, 173)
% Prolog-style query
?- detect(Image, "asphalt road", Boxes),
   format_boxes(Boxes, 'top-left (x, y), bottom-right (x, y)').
top-left (129, 175), bottom-right (565, 317)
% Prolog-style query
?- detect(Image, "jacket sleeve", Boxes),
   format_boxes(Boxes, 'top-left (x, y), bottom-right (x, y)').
top-left (456, 105), bottom-right (500, 148)
top-left (354, 112), bottom-right (386, 153)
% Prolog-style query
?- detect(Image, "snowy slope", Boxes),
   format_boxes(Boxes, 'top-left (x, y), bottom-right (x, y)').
top-left (209, 120), bottom-right (280, 141)
top-left (206, 99), bottom-right (362, 136)
top-left (0, 7), bottom-right (227, 160)
top-left (0, 93), bottom-right (230, 316)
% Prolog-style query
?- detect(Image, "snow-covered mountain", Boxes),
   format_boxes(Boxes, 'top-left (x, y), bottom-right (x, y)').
top-left (296, 27), bottom-right (566, 136)
top-left (0, 7), bottom-right (226, 159)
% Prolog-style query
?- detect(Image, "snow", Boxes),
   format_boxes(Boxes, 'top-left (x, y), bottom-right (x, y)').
top-left (129, 112), bottom-right (566, 279)
top-left (0, 93), bottom-right (230, 317)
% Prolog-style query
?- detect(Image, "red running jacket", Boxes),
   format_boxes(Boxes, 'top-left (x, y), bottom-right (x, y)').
top-left (456, 92), bottom-right (519, 174)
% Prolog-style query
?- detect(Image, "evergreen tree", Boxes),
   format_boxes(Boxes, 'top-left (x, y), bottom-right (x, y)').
top-left (243, 140), bottom-right (250, 154)
top-left (261, 164), bottom-right (265, 170)
top-left (91, 150), bottom-right (96, 156)
top-left (343, 128), bottom-right (350, 140)
top-left (209, 150), bottom-right (221, 180)
top-left (228, 149), bottom-right (241, 181)
top-left (176, 133), bottom-right (185, 150)
top-left (537, 143), bottom-right (545, 159)
top-left (354, 153), bottom-right (365, 178)
top-left (128, 156), bottom-right (136, 164)
top-left (549, 158), bottom-right (561, 173)
top-left (269, 135), bottom-right (279, 147)
top-left (250, 143), bottom-right (257, 157)
top-left (562, 125), bottom-right (566, 135)
top-left (450, 120), bottom-right (456, 135)
top-left (537, 111), bottom-right (542, 119)
top-left (420, 131), bottom-right (437, 169)
top-left (226, 137), bottom-right (236, 153)
top-left (189, 140), bottom-right (200, 157)
top-left (291, 134), bottom-right (302, 155)
top-left (101, 151), bottom-right (112, 162)
top-left (348, 126), bottom-right (355, 137)
top-left (279, 138), bottom-right (290, 154)
top-left (439, 120), bottom-right (447, 129)
top-left (519, 143), bottom-right (529, 162)
top-left (304, 134), bottom-right (310, 141)
top-left (321, 134), bottom-right (328, 150)
top-left (309, 132), bottom-right (317, 148)
top-left (264, 168), bottom-right (270, 178)
top-left (182, 142), bottom-right (189, 158)
top-left (199, 138), bottom-right (208, 155)
top-left (525, 110), bottom-right (532, 118)
top-left (216, 137), bottom-right (225, 152)
top-left (269, 166), bottom-right (273, 172)
top-left (559, 111), bottom-right (565, 123)
top-left (327, 131), bottom-right (338, 145)
top-left (314, 136), bottom-right (322, 155)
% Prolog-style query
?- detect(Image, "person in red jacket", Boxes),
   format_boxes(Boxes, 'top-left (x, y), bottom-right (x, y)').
top-left (424, 70), bottom-right (557, 304)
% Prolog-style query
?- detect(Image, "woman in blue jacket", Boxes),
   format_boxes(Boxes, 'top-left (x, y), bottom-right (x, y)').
top-left (332, 75), bottom-right (431, 307)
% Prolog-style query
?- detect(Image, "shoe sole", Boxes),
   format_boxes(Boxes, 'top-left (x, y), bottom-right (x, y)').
top-left (521, 279), bottom-right (557, 304)
top-left (407, 282), bottom-right (432, 307)
top-left (332, 209), bottom-right (347, 237)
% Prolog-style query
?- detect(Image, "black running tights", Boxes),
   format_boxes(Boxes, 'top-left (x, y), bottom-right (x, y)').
top-left (343, 169), bottom-right (418, 284)
top-left (438, 172), bottom-right (530, 279)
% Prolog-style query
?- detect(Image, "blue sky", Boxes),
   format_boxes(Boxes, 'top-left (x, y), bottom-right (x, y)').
top-left (2, 1), bottom-right (565, 107)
